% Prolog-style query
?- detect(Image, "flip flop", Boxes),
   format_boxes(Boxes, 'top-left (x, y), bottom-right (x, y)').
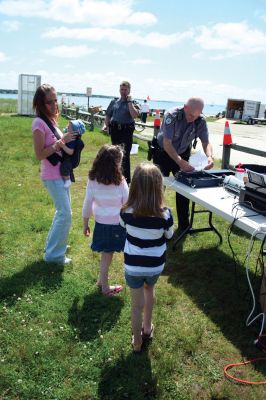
top-left (141, 324), bottom-right (154, 341)
top-left (132, 335), bottom-right (143, 354)
top-left (103, 285), bottom-right (123, 297)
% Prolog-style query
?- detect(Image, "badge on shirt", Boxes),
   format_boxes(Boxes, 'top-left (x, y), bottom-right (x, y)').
top-left (165, 116), bottom-right (173, 125)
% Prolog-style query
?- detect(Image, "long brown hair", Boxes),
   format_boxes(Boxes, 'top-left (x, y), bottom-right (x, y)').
top-left (89, 144), bottom-right (124, 185)
top-left (32, 83), bottom-right (59, 121)
top-left (121, 162), bottom-right (164, 217)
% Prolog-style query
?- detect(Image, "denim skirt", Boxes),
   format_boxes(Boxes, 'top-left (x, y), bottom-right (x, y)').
top-left (91, 222), bottom-right (126, 253)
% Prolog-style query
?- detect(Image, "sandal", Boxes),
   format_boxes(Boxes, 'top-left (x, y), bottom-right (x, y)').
top-left (141, 324), bottom-right (154, 341)
top-left (102, 285), bottom-right (123, 297)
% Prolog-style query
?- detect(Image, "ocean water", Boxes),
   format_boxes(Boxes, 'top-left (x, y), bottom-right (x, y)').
top-left (0, 93), bottom-right (225, 116)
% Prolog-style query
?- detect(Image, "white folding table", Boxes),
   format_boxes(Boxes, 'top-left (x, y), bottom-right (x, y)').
top-left (164, 176), bottom-right (266, 249)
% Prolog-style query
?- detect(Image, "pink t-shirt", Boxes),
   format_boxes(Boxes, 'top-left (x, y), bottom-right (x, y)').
top-left (32, 117), bottom-right (63, 180)
top-left (82, 179), bottom-right (129, 225)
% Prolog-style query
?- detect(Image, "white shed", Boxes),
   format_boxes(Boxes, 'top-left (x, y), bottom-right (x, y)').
top-left (17, 74), bottom-right (41, 115)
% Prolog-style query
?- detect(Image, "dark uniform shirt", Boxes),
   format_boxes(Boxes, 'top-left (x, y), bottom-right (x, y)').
top-left (106, 98), bottom-right (135, 125)
top-left (157, 107), bottom-right (209, 154)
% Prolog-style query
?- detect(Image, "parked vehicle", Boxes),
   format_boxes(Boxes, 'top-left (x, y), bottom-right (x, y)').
top-left (226, 98), bottom-right (266, 123)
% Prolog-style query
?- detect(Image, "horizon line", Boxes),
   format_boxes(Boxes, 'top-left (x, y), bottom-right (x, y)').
top-left (0, 89), bottom-right (226, 106)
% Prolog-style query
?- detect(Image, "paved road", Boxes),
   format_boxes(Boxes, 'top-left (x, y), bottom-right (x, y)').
top-left (137, 118), bottom-right (265, 166)
top-left (207, 118), bottom-right (266, 166)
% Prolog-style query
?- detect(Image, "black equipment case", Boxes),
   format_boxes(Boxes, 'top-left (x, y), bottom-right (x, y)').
top-left (174, 171), bottom-right (224, 188)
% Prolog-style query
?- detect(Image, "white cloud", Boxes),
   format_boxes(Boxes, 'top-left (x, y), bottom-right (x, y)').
top-left (127, 12), bottom-right (157, 26)
top-left (0, 71), bottom-right (18, 88)
top-left (0, 0), bottom-right (157, 27)
top-left (194, 21), bottom-right (266, 58)
top-left (2, 20), bottom-right (20, 32)
top-left (144, 31), bottom-right (192, 48)
top-left (102, 49), bottom-right (126, 56)
top-left (0, 0), bottom-right (48, 17)
top-left (136, 77), bottom-right (247, 104)
top-left (44, 45), bottom-right (96, 58)
top-left (191, 52), bottom-right (203, 59)
top-left (0, 51), bottom-right (8, 62)
top-left (33, 70), bottom-right (123, 95)
top-left (43, 26), bottom-right (193, 48)
top-left (126, 59), bottom-right (153, 65)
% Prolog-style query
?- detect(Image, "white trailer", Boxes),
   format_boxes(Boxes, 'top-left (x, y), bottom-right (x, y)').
top-left (258, 103), bottom-right (266, 119)
top-left (225, 98), bottom-right (265, 124)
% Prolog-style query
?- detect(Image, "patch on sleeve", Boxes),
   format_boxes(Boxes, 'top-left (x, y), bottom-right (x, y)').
top-left (165, 116), bottom-right (173, 125)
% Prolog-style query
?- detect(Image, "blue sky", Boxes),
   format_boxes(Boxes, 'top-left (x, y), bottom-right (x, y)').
top-left (0, 0), bottom-right (266, 105)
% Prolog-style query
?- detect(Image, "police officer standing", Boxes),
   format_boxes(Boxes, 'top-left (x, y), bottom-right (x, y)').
top-left (104, 81), bottom-right (139, 183)
top-left (154, 97), bottom-right (214, 230)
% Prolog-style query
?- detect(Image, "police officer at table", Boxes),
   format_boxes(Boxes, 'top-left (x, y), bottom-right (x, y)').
top-left (153, 97), bottom-right (214, 231)
top-left (104, 81), bottom-right (139, 183)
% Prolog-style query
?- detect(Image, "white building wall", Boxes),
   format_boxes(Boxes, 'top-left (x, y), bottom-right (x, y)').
top-left (17, 74), bottom-right (41, 115)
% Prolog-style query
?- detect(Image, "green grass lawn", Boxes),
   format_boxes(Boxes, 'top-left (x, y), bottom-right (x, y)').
top-left (0, 114), bottom-right (265, 399)
top-left (0, 99), bottom-right (17, 114)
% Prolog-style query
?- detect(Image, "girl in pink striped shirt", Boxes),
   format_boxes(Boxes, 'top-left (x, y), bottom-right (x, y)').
top-left (82, 145), bottom-right (129, 297)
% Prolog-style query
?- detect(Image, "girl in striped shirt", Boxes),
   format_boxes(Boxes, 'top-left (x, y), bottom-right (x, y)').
top-left (82, 145), bottom-right (129, 297)
top-left (120, 163), bottom-right (173, 352)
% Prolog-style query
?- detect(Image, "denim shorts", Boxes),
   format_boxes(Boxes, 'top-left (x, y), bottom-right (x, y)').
top-left (125, 272), bottom-right (161, 289)
top-left (91, 222), bottom-right (126, 253)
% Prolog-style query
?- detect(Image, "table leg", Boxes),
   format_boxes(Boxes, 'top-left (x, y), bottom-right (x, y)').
top-left (172, 201), bottom-right (223, 249)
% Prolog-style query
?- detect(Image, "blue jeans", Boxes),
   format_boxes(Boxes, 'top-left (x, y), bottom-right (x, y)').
top-left (125, 272), bottom-right (160, 289)
top-left (43, 179), bottom-right (72, 263)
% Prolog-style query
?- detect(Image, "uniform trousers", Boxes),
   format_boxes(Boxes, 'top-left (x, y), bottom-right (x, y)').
top-left (140, 112), bottom-right (148, 123)
top-left (109, 123), bottom-right (134, 184)
top-left (153, 146), bottom-right (191, 230)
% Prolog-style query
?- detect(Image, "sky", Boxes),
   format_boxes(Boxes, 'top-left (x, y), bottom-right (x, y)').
top-left (0, 0), bottom-right (266, 105)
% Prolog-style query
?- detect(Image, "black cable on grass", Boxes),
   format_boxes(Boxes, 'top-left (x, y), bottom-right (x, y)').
top-left (227, 202), bottom-right (260, 299)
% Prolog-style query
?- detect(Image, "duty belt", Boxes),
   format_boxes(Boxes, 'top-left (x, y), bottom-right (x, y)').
top-left (110, 121), bottom-right (134, 130)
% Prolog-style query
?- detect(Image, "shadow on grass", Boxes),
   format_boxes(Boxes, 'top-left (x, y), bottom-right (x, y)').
top-left (68, 292), bottom-right (123, 341)
top-left (98, 350), bottom-right (157, 400)
top-left (227, 223), bottom-right (256, 239)
top-left (164, 246), bottom-right (266, 375)
top-left (0, 260), bottom-right (64, 305)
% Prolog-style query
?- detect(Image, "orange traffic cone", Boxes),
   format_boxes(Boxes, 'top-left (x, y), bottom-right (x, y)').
top-left (154, 109), bottom-right (161, 127)
top-left (223, 120), bottom-right (233, 145)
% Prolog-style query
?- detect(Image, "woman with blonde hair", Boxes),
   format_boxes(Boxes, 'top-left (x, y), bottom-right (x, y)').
top-left (120, 163), bottom-right (173, 352)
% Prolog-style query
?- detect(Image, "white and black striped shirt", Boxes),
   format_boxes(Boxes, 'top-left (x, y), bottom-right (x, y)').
top-left (119, 207), bottom-right (174, 276)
